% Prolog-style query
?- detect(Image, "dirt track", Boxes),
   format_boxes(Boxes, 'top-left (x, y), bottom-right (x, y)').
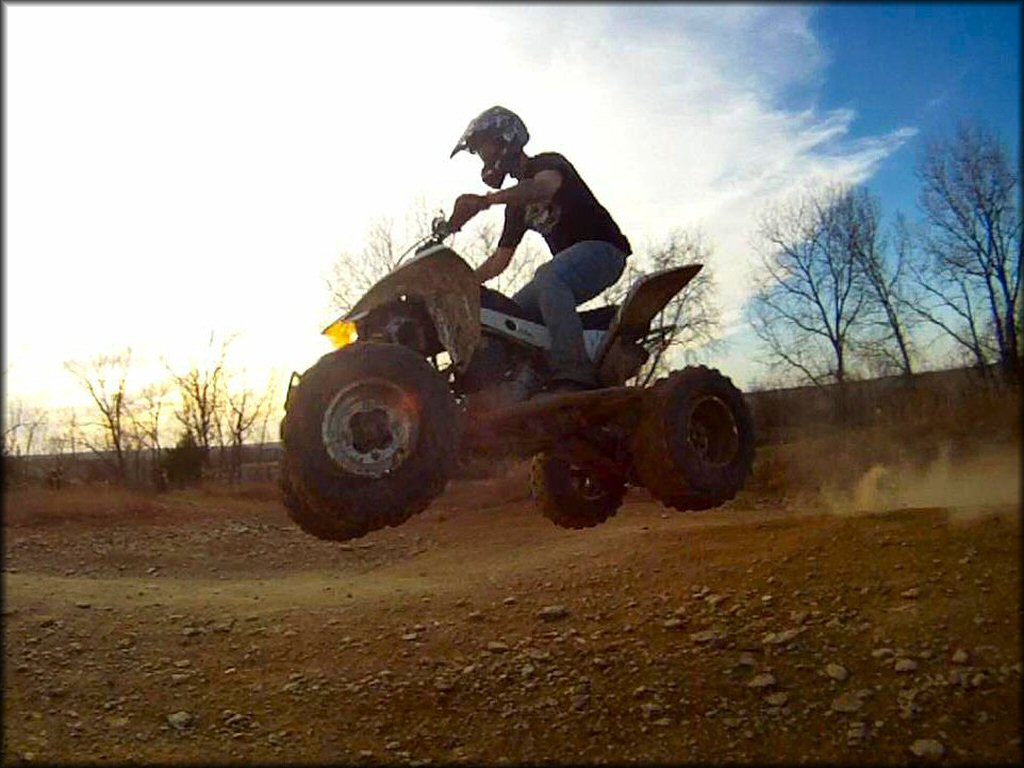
top-left (3, 456), bottom-right (1021, 765)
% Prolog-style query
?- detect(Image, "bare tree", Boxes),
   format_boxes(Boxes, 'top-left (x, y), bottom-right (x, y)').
top-left (66, 409), bottom-right (81, 463)
top-left (597, 229), bottom-right (721, 385)
top-left (167, 333), bottom-right (234, 465)
top-left (4, 401), bottom-right (49, 457)
top-left (327, 200), bottom-right (444, 314)
top-left (328, 216), bottom-right (405, 313)
top-left (64, 348), bottom-right (134, 482)
top-left (3, 402), bottom-right (23, 486)
top-left (129, 381), bottom-right (171, 456)
top-left (841, 189), bottom-right (917, 376)
top-left (125, 381), bottom-right (172, 485)
top-left (907, 121), bottom-right (1021, 377)
top-left (746, 185), bottom-right (875, 387)
top-left (22, 407), bottom-right (48, 457)
top-left (254, 370), bottom-right (283, 468)
top-left (2, 400), bottom-right (49, 487)
top-left (43, 407), bottom-right (83, 488)
top-left (223, 372), bottom-right (275, 482)
top-left (45, 430), bottom-right (67, 488)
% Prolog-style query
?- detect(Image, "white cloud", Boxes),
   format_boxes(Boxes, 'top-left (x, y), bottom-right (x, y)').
top-left (5, 4), bottom-right (915, 408)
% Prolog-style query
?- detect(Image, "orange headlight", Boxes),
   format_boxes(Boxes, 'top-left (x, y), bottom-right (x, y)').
top-left (323, 319), bottom-right (358, 349)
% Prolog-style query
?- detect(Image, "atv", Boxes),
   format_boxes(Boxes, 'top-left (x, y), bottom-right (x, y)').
top-left (279, 216), bottom-right (755, 541)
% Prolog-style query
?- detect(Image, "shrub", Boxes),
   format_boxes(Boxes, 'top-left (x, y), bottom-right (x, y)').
top-left (162, 432), bottom-right (205, 486)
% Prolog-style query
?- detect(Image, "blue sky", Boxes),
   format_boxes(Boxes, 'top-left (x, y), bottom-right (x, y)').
top-left (706, 2), bottom-right (1021, 385)
top-left (4, 3), bottom-right (1021, 418)
top-left (811, 2), bottom-right (1021, 220)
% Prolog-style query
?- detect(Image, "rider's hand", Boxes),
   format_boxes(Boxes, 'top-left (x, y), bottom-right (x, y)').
top-left (448, 193), bottom-right (489, 233)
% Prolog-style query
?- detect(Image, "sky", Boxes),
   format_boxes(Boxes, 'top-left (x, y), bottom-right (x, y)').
top-left (4, 2), bottom-right (1021, 416)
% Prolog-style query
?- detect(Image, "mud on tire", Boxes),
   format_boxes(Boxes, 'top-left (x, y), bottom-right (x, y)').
top-left (278, 449), bottom-right (367, 542)
top-left (530, 453), bottom-right (627, 529)
top-left (632, 366), bottom-right (755, 512)
top-left (280, 342), bottom-right (457, 542)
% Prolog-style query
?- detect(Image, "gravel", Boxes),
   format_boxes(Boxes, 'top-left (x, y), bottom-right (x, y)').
top-left (831, 692), bottom-right (863, 713)
top-left (6, 468), bottom-right (1018, 765)
top-left (748, 673), bottom-right (777, 689)
top-left (909, 739), bottom-right (944, 758)
top-left (166, 711), bottom-right (195, 730)
top-left (537, 606), bottom-right (569, 622)
top-left (825, 663), bottom-right (849, 681)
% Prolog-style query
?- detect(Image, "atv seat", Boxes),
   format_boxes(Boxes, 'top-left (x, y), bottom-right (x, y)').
top-left (578, 305), bottom-right (619, 330)
top-left (480, 287), bottom-right (618, 330)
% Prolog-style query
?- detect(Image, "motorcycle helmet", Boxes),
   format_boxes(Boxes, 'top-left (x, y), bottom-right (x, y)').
top-left (449, 105), bottom-right (530, 189)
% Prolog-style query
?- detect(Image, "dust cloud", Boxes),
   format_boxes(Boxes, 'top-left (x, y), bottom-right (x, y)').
top-left (822, 442), bottom-right (1020, 518)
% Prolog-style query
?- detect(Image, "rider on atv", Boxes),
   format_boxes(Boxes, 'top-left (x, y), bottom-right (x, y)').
top-left (279, 107), bottom-right (755, 543)
top-left (448, 106), bottom-right (633, 394)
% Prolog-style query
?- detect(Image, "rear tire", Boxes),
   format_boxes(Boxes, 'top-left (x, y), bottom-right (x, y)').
top-left (530, 453), bottom-right (626, 529)
top-left (281, 342), bottom-right (457, 542)
top-left (632, 366), bottom-right (755, 512)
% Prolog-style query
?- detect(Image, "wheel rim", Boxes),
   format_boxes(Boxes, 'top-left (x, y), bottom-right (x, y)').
top-left (687, 395), bottom-right (739, 468)
top-left (321, 379), bottom-right (420, 478)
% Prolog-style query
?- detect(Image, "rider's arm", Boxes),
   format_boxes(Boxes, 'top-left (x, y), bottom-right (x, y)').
top-left (484, 169), bottom-right (562, 208)
top-left (475, 246), bottom-right (515, 283)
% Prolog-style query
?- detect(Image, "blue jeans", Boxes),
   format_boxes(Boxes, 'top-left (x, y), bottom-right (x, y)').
top-left (512, 240), bottom-right (627, 385)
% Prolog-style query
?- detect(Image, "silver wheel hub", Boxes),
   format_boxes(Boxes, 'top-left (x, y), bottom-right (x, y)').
top-left (321, 379), bottom-right (419, 478)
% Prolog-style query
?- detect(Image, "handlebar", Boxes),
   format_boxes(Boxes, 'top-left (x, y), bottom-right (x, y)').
top-left (392, 212), bottom-right (453, 267)
top-left (431, 215), bottom-right (453, 241)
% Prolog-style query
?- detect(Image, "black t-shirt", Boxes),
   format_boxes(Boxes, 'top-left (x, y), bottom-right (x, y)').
top-left (497, 152), bottom-right (632, 256)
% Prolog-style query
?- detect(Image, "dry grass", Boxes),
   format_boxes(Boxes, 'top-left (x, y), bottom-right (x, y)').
top-left (748, 367), bottom-right (1020, 446)
top-left (2, 485), bottom-right (162, 528)
top-left (196, 479), bottom-right (282, 503)
top-left (2, 480), bottom-right (287, 529)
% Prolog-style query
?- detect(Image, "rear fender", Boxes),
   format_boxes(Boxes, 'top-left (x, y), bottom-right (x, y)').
top-left (344, 246), bottom-right (481, 370)
top-left (596, 264), bottom-right (703, 385)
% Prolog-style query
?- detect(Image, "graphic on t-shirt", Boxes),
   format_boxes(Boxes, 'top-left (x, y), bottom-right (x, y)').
top-left (496, 152), bottom-right (631, 255)
top-left (525, 201), bottom-right (561, 235)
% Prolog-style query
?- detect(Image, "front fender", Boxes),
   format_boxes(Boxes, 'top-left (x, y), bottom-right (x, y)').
top-left (345, 246), bottom-right (481, 370)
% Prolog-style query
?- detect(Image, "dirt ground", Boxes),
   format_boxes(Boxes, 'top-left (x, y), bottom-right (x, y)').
top-left (2, 443), bottom-right (1021, 765)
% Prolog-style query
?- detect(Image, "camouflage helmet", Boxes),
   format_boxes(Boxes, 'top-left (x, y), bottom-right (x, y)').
top-left (450, 106), bottom-right (530, 188)
top-left (449, 105), bottom-right (530, 158)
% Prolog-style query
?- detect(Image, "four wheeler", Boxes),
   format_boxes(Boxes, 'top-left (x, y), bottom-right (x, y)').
top-left (279, 216), bottom-right (755, 541)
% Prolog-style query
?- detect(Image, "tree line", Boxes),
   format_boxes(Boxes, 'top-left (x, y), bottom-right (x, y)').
top-left (4, 334), bottom-right (281, 488)
top-left (747, 120), bottom-right (1020, 387)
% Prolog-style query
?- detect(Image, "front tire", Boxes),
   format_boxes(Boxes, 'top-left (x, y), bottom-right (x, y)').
top-left (280, 342), bottom-right (457, 541)
top-left (530, 453), bottom-right (626, 529)
top-left (632, 366), bottom-right (755, 511)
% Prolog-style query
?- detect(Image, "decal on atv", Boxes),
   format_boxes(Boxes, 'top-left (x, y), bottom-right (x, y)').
top-left (479, 309), bottom-right (606, 361)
